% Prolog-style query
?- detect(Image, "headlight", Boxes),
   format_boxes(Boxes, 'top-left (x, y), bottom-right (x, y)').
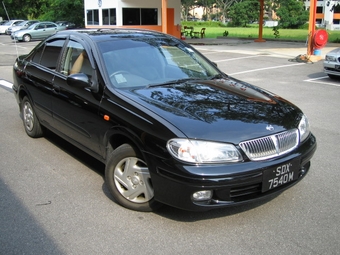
top-left (167, 139), bottom-right (243, 164)
top-left (298, 115), bottom-right (310, 142)
top-left (325, 55), bottom-right (336, 62)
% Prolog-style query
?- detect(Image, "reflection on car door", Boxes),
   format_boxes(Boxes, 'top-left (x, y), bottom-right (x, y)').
top-left (52, 40), bottom-right (103, 158)
top-left (23, 39), bottom-right (64, 127)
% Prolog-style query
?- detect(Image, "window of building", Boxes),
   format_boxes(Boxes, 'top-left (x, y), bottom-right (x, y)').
top-left (123, 8), bottom-right (158, 25)
top-left (87, 9), bottom-right (99, 25)
top-left (316, 7), bottom-right (323, 13)
top-left (333, 19), bottom-right (340, 24)
top-left (103, 8), bottom-right (116, 25)
top-left (141, 9), bottom-right (157, 25)
top-left (334, 4), bottom-right (340, 13)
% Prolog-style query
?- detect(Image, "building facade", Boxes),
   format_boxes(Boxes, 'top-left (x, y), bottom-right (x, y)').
top-left (305, 0), bottom-right (340, 30)
top-left (84, 0), bottom-right (181, 37)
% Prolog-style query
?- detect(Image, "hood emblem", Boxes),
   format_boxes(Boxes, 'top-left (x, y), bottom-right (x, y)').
top-left (266, 125), bottom-right (274, 131)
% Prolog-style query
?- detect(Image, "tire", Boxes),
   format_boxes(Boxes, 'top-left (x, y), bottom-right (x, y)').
top-left (23, 34), bottom-right (31, 42)
top-left (327, 74), bottom-right (339, 79)
top-left (105, 144), bottom-right (161, 211)
top-left (21, 96), bottom-right (44, 138)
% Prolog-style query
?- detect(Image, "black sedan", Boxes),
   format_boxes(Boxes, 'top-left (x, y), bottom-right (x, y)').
top-left (12, 29), bottom-right (316, 211)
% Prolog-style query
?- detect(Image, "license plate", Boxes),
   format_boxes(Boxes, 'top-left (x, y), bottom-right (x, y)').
top-left (262, 159), bottom-right (299, 192)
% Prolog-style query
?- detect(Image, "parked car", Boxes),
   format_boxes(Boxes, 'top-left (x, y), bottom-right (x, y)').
top-left (323, 47), bottom-right (340, 79)
top-left (55, 21), bottom-right (76, 29)
top-left (0, 19), bottom-right (24, 34)
top-left (0, 20), bottom-right (8, 25)
top-left (11, 21), bottom-right (66, 42)
top-left (12, 29), bottom-right (317, 212)
top-left (6, 20), bottom-right (39, 35)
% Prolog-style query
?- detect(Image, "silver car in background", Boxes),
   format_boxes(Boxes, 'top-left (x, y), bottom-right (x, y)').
top-left (0, 19), bottom-right (24, 34)
top-left (6, 20), bottom-right (39, 35)
top-left (11, 21), bottom-right (66, 42)
top-left (324, 48), bottom-right (340, 79)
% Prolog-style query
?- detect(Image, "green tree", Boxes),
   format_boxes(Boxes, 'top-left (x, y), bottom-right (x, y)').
top-left (39, 0), bottom-right (84, 26)
top-left (0, 0), bottom-right (49, 20)
top-left (214, 0), bottom-right (242, 23)
top-left (181, 0), bottom-right (197, 20)
top-left (0, 0), bottom-right (84, 26)
top-left (275, 0), bottom-right (309, 28)
top-left (228, 0), bottom-right (260, 27)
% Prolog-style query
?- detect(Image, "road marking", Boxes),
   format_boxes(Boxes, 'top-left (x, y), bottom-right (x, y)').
top-left (0, 80), bottom-right (13, 89)
top-left (229, 63), bottom-right (305, 75)
top-left (304, 76), bottom-right (340, 87)
top-left (214, 55), bottom-right (263, 62)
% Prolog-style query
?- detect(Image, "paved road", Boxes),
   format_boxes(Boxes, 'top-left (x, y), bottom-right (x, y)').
top-left (1, 35), bottom-right (339, 255)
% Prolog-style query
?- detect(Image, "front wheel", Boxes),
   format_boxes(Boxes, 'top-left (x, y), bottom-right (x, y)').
top-left (105, 144), bottom-right (161, 211)
top-left (21, 96), bottom-right (44, 138)
top-left (23, 34), bottom-right (31, 42)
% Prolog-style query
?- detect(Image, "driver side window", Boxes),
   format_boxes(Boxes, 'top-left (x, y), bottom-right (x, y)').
top-left (60, 41), bottom-right (91, 77)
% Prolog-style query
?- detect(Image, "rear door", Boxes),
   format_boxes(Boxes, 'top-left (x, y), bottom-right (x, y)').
top-left (23, 38), bottom-right (65, 127)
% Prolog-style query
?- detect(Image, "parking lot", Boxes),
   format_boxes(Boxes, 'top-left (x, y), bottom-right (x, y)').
top-left (1, 35), bottom-right (339, 255)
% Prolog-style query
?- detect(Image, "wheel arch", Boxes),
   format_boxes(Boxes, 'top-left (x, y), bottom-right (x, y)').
top-left (17, 87), bottom-right (30, 112)
top-left (105, 128), bottom-right (147, 163)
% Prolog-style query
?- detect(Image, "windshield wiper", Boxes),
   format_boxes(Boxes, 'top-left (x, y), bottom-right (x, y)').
top-left (147, 77), bottom-right (201, 88)
top-left (209, 73), bottom-right (227, 80)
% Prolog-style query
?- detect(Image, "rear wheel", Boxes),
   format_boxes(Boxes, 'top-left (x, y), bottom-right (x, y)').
top-left (105, 144), bottom-right (161, 211)
top-left (23, 34), bottom-right (31, 42)
top-left (21, 96), bottom-right (44, 138)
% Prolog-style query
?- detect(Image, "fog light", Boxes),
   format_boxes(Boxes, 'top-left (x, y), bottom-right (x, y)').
top-left (192, 190), bottom-right (212, 201)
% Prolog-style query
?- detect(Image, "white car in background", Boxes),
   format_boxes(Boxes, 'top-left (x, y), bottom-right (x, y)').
top-left (0, 19), bottom-right (24, 34)
top-left (6, 20), bottom-right (39, 35)
top-left (324, 48), bottom-right (340, 79)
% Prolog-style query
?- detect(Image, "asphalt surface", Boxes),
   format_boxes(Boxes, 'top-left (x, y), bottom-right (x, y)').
top-left (1, 35), bottom-right (340, 255)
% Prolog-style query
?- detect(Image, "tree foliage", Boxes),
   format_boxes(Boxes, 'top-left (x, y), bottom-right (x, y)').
top-left (274, 0), bottom-right (309, 28)
top-left (0, 0), bottom-right (84, 26)
top-left (228, 0), bottom-right (260, 27)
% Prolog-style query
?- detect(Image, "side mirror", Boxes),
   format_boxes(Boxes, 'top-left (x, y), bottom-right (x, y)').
top-left (67, 73), bottom-right (91, 89)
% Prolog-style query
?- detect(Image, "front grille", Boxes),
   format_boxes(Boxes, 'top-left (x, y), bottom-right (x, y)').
top-left (239, 129), bottom-right (299, 161)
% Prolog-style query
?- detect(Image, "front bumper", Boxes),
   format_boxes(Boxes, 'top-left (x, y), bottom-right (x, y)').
top-left (151, 134), bottom-right (317, 211)
top-left (324, 62), bottom-right (340, 77)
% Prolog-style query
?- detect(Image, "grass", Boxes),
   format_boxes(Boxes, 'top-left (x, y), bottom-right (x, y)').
top-left (181, 22), bottom-right (340, 43)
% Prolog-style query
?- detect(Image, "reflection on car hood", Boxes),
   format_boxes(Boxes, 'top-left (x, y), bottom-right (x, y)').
top-left (326, 47), bottom-right (340, 56)
top-left (120, 77), bottom-right (301, 143)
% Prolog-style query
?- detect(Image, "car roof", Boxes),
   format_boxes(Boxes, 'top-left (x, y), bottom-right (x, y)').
top-left (56, 28), bottom-right (174, 42)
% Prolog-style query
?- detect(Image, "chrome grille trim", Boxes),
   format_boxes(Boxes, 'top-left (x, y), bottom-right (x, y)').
top-left (239, 129), bottom-right (299, 161)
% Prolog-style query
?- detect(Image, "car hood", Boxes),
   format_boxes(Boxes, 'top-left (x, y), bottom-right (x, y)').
top-left (118, 77), bottom-right (302, 144)
top-left (326, 47), bottom-right (340, 56)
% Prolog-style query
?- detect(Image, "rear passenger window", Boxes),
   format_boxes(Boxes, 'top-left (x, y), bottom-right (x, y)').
top-left (38, 39), bottom-right (65, 69)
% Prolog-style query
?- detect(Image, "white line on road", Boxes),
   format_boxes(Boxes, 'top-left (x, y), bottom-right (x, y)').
top-left (304, 76), bottom-right (340, 87)
top-left (0, 80), bottom-right (13, 89)
top-left (229, 63), bottom-right (305, 75)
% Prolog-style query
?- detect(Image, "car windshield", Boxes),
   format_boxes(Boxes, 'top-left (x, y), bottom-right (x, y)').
top-left (3, 21), bottom-right (13, 26)
top-left (98, 38), bottom-right (220, 89)
top-left (16, 21), bottom-right (27, 26)
top-left (26, 23), bottom-right (37, 30)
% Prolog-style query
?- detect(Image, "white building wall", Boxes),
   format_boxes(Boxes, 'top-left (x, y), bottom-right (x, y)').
top-left (305, 0), bottom-right (340, 31)
top-left (84, 0), bottom-right (181, 27)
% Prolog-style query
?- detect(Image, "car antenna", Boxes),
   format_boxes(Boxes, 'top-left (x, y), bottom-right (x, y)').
top-left (2, 1), bottom-right (10, 20)
top-left (3, 1), bottom-right (20, 58)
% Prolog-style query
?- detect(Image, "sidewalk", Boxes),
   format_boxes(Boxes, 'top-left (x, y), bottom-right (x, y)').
top-left (183, 37), bottom-right (339, 60)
